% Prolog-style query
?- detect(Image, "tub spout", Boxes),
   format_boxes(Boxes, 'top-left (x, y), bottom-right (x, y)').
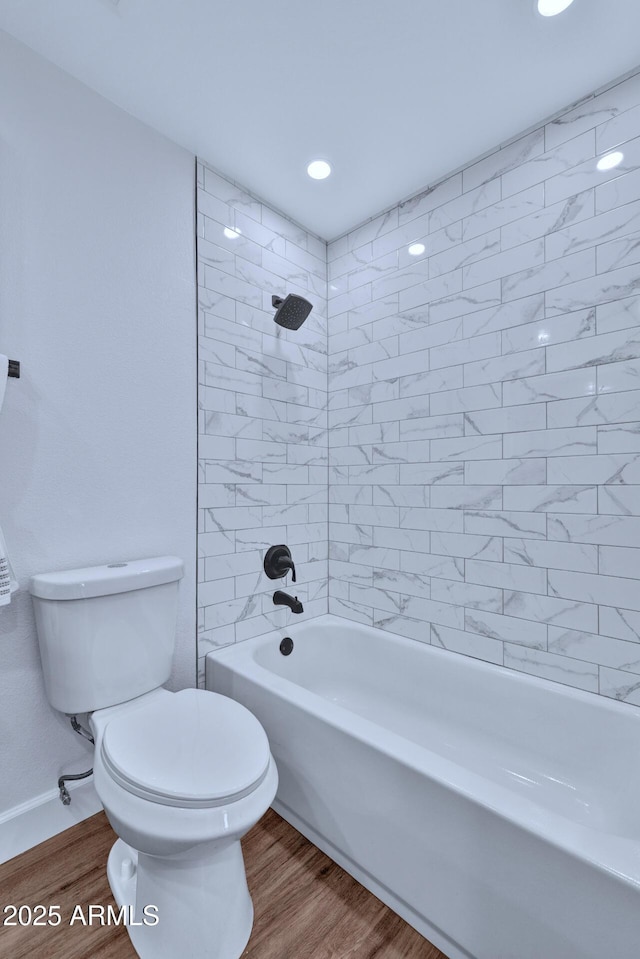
top-left (273, 590), bottom-right (304, 614)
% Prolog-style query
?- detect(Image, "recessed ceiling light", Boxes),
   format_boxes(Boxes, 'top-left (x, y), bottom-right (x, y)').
top-left (408, 243), bottom-right (426, 256)
top-left (223, 226), bottom-right (241, 239)
top-left (537, 0), bottom-right (575, 15)
top-left (307, 160), bottom-right (332, 180)
top-left (597, 151), bottom-right (624, 171)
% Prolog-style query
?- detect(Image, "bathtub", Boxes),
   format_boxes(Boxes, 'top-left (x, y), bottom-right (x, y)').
top-left (205, 614), bottom-right (640, 959)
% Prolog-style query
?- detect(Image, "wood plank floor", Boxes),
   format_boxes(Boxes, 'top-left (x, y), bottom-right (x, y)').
top-left (0, 809), bottom-right (446, 959)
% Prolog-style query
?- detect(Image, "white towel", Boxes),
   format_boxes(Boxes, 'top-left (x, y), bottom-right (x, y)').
top-left (0, 355), bottom-right (7, 416)
top-left (0, 524), bottom-right (18, 606)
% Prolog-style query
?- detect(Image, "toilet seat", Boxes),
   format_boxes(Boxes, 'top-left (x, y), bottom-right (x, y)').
top-left (100, 688), bottom-right (271, 808)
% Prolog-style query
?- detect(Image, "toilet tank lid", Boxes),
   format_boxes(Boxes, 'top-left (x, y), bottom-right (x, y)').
top-left (30, 556), bottom-right (184, 601)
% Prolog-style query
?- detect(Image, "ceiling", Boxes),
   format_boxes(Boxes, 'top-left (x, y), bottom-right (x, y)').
top-left (1, 0), bottom-right (640, 240)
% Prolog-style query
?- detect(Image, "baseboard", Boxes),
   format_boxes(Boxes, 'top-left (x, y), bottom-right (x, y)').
top-left (0, 778), bottom-right (103, 864)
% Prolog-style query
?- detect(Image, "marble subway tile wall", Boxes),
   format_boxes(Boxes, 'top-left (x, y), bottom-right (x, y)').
top-left (197, 160), bottom-right (328, 682)
top-left (327, 69), bottom-right (640, 705)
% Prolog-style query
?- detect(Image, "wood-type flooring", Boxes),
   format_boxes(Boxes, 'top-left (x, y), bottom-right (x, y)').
top-left (0, 808), bottom-right (446, 959)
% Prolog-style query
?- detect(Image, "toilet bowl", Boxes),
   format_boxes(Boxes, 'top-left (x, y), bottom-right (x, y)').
top-left (29, 556), bottom-right (277, 959)
top-left (92, 688), bottom-right (278, 959)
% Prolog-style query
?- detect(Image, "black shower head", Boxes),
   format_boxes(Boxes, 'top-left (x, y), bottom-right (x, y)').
top-left (272, 294), bottom-right (313, 330)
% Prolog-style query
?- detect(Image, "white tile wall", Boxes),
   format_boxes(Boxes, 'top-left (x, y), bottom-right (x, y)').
top-left (327, 69), bottom-right (640, 706)
top-left (197, 71), bottom-right (640, 706)
top-left (197, 161), bottom-right (328, 683)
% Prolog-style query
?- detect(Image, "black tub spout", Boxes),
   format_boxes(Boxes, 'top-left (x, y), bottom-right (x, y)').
top-left (273, 590), bottom-right (304, 614)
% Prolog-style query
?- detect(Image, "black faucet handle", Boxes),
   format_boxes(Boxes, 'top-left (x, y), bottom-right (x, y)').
top-left (290, 561), bottom-right (297, 583)
top-left (264, 545), bottom-right (297, 582)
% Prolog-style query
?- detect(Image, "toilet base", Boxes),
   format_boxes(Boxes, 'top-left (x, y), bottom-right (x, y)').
top-left (107, 837), bottom-right (254, 959)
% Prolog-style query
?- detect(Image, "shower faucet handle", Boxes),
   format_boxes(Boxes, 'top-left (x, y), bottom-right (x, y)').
top-left (264, 545), bottom-right (297, 583)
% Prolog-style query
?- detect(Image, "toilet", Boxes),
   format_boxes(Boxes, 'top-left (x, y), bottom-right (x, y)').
top-left (29, 556), bottom-right (278, 959)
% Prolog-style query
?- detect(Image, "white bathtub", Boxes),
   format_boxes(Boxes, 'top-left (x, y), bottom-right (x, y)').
top-left (205, 614), bottom-right (640, 959)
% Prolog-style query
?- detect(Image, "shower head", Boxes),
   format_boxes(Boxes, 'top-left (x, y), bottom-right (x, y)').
top-left (272, 294), bottom-right (313, 330)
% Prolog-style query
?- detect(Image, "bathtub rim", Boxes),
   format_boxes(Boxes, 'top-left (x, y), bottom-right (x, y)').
top-left (206, 613), bottom-right (640, 891)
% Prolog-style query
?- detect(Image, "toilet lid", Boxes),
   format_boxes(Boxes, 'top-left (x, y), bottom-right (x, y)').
top-left (100, 689), bottom-right (271, 808)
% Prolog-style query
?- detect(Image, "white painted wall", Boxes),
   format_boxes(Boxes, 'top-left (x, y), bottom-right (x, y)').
top-left (0, 31), bottom-right (197, 827)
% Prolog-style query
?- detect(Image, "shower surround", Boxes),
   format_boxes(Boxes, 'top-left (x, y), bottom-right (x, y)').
top-left (199, 67), bottom-right (640, 705)
top-left (196, 161), bottom-right (328, 682)
top-left (326, 68), bottom-right (640, 705)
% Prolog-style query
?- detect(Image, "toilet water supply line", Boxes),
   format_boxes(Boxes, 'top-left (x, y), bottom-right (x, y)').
top-left (57, 716), bottom-right (94, 805)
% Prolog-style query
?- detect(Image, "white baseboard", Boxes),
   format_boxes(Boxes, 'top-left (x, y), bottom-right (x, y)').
top-left (0, 778), bottom-right (103, 864)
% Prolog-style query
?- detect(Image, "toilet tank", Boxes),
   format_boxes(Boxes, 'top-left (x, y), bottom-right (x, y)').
top-left (30, 556), bottom-right (184, 714)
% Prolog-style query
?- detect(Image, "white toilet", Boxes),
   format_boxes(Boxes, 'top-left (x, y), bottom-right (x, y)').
top-left (30, 556), bottom-right (278, 959)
